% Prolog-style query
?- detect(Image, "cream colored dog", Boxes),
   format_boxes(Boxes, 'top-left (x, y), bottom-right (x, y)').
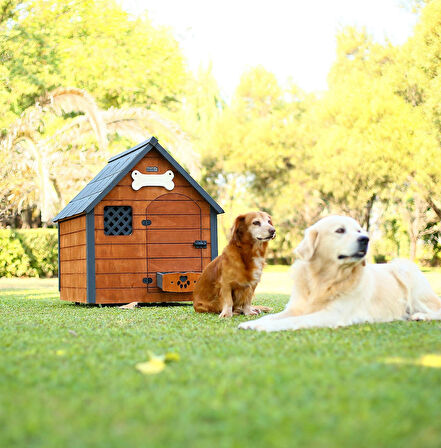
top-left (239, 215), bottom-right (441, 332)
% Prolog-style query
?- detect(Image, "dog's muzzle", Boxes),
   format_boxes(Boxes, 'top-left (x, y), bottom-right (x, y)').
top-left (338, 236), bottom-right (369, 260)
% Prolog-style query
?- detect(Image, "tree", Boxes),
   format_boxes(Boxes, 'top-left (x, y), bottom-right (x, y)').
top-left (0, 87), bottom-right (198, 225)
top-left (0, 0), bottom-right (190, 132)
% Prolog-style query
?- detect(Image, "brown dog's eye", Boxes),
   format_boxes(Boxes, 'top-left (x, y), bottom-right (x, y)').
top-left (335, 228), bottom-right (345, 234)
top-left (253, 221), bottom-right (261, 226)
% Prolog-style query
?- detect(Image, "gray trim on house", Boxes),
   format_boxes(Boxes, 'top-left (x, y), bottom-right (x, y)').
top-left (86, 210), bottom-right (96, 304)
top-left (210, 206), bottom-right (219, 260)
top-left (57, 223), bottom-right (61, 292)
top-left (53, 136), bottom-right (224, 222)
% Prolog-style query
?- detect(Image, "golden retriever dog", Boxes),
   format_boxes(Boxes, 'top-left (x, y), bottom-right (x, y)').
top-left (239, 215), bottom-right (441, 332)
top-left (193, 211), bottom-right (276, 318)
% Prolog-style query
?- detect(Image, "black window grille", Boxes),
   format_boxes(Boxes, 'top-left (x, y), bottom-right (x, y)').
top-left (104, 206), bottom-right (132, 235)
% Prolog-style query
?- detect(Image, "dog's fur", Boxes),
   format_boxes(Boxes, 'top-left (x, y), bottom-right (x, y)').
top-left (239, 215), bottom-right (441, 332)
top-left (193, 211), bottom-right (275, 318)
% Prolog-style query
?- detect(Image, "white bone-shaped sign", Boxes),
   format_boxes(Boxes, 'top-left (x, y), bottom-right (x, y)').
top-left (131, 170), bottom-right (175, 191)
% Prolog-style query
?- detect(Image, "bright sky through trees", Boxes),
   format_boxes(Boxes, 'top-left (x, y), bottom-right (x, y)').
top-left (123, 0), bottom-right (418, 97)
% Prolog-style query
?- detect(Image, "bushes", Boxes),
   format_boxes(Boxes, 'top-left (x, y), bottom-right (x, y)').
top-left (0, 229), bottom-right (58, 278)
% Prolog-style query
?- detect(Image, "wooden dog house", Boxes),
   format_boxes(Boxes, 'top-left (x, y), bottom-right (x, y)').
top-left (53, 136), bottom-right (224, 304)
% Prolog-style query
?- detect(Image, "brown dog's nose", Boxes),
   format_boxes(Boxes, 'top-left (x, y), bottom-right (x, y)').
top-left (269, 228), bottom-right (276, 236)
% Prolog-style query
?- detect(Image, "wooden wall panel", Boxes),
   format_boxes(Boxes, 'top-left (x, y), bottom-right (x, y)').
top-left (60, 260), bottom-right (87, 274)
top-left (95, 197), bottom-right (209, 215)
top-left (62, 274), bottom-right (87, 287)
top-left (59, 246), bottom-right (86, 261)
top-left (59, 216), bottom-right (86, 234)
top-left (60, 288), bottom-right (87, 302)
top-left (146, 229), bottom-right (210, 244)
top-left (59, 216), bottom-right (87, 302)
top-left (95, 244), bottom-right (146, 259)
top-left (147, 243), bottom-right (211, 258)
top-left (95, 273), bottom-right (146, 289)
top-left (90, 148), bottom-right (216, 304)
top-left (95, 230), bottom-right (145, 244)
top-left (59, 230), bottom-right (87, 248)
top-left (95, 289), bottom-right (192, 304)
top-left (148, 257), bottom-right (211, 272)
top-left (96, 259), bottom-right (146, 274)
top-left (94, 214), bottom-right (210, 232)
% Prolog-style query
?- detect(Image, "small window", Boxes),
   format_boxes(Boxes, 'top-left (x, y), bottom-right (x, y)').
top-left (104, 206), bottom-right (132, 235)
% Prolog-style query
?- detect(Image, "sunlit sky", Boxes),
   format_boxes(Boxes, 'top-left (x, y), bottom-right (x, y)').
top-left (122, 0), bottom-right (418, 99)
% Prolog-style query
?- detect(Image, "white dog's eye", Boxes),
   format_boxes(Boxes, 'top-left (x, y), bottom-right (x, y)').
top-left (335, 228), bottom-right (345, 234)
top-left (253, 221), bottom-right (261, 226)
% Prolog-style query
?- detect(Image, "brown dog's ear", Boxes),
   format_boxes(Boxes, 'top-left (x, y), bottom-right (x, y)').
top-left (294, 228), bottom-right (319, 261)
top-left (231, 215), bottom-right (246, 243)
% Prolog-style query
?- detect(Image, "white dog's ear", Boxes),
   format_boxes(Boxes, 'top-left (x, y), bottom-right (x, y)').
top-left (294, 228), bottom-right (319, 261)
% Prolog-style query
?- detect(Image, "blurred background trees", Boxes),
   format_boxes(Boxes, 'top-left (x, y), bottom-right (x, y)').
top-left (1, 0), bottom-right (441, 265)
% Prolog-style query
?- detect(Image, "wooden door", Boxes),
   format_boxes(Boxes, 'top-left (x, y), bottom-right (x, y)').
top-left (146, 193), bottom-right (203, 292)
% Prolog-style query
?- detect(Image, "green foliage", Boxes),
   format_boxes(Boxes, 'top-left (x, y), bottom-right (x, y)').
top-left (0, 230), bottom-right (35, 277)
top-left (0, 229), bottom-right (57, 277)
top-left (2, 0), bottom-right (441, 264)
top-left (0, 0), bottom-right (189, 131)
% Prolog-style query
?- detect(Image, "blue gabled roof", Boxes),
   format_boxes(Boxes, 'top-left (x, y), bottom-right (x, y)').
top-left (53, 136), bottom-right (224, 222)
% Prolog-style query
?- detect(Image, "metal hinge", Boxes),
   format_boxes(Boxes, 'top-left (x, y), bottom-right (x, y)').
top-left (193, 240), bottom-right (207, 249)
top-left (142, 219), bottom-right (152, 226)
top-left (143, 277), bottom-right (153, 284)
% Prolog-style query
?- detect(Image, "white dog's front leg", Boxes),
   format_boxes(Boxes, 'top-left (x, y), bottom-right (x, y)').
top-left (241, 309), bottom-right (343, 332)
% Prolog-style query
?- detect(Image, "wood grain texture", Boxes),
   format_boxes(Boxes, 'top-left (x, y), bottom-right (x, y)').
top-left (95, 230), bottom-right (145, 244)
top-left (102, 186), bottom-right (206, 203)
top-left (94, 214), bottom-right (210, 232)
top-left (95, 198), bottom-right (209, 215)
top-left (147, 257), bottom-right (210, 272)
top-left (94, 289), bottom-right (193, 303)
top-left (144, 228), bottom-right (210, 244)
top-left (95, 244), bottom-right (146, 259)
top-left (147, 243), bottom-right (210, 258)
top-left (96, 259), bottom-right (146, 274)
top-left (59, 245), bottom-right (86, 261)
top-left (60, 260), bottom-right (87, 274)
top-left (59, 216), bottom-right (86, 235)
top-left (61, 274), bottom-right (87, 287)
top-left (95, 273), bottom-right (147, 289)
top-left (60, 287), bottom-right (87, 302)
top-left (59, 216), bottom-right (87, 293)
top-left (59, 230), bottom-right (87, 248)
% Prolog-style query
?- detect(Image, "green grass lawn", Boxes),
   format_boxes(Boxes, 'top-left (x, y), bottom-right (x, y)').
top-left (1, 268), bottom-right (441, 448)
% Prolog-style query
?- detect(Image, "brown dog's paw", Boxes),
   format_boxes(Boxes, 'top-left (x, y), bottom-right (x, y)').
top-left (219, 307), bottom-right (233, 318)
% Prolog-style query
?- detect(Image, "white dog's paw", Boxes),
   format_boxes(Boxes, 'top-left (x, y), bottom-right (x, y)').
top-left (238, 319), bottom-right (261, 330)
top-left (238, 319), bottom-right (280, 332)
top-left (410, 312), bottom-right (429, 321)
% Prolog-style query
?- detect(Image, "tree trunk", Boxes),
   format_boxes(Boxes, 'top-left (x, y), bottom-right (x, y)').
top-left (364, 194), bottom-right (376, 232)
top-left (409, 235), bottom-right (417, 261)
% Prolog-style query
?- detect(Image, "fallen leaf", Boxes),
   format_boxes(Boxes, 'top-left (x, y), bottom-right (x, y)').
top-left (135, 359), bottom-right (166, 375)
top-left (383, 354), bottom-right (441, 368)
top-left (135, 352), bottom-right (180, 375)
top-left (417, 354), bottom-right (441, 368)
top-left (119, 302), bottom-right (139, 309)
top-left (55, 350), bottom-right (66, 356)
